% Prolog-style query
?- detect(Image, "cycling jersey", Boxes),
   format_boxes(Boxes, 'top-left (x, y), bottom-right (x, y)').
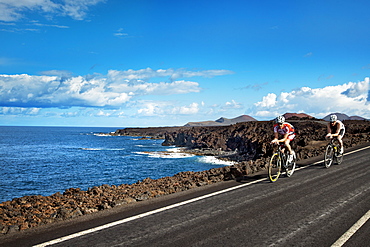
top-left (329, 120), bottom-right (345, 137)
top-left (274, 122), bottom-right (295, 140)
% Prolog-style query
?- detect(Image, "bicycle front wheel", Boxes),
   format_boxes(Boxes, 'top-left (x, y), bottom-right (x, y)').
top-left (324, 144), bottom-right (334, 168)
top-left (268, 153), bottom-right (281, 182)
top-left (334, 147), bottom-right (344, 165)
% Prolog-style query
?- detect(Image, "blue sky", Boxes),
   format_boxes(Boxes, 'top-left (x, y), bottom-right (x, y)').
top-left (0, 0), bottom-right (369, 127)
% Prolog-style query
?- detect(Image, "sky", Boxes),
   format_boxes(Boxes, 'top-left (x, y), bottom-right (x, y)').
top-left (0, 0), bottom-right (369, 127)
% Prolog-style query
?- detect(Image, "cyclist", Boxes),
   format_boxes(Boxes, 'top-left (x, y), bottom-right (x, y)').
top-left (271, 115), bottom-right (296, 162)
top-left (326, 114), bottom-right (345, 154)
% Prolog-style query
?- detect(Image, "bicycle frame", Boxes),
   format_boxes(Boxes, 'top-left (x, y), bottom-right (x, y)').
top-left (276, 144), bottom-right (287, 164)
top-left (324, 138), bottom-right (343, 168)
top-left (268, 143), bottom-right (296, 182)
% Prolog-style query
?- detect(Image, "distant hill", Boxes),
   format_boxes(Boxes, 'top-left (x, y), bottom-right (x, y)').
top-left (283, 113), bottom-right (315, 120)
top-left (348, 115), bottom-right (367, 120)
top-left (322, 113), bottom-right (367, 121)
top-left (215, 115), bottom-right (257, 124)
top-left (185, 115), bottom-right (257, 127)
top-left (185, 113), bottom-right (367, 127)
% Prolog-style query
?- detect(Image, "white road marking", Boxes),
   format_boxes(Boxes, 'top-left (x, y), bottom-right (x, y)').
top-left (33, 145), bottom-right (370, 247)
top-left (33, 177), bottom-right (267, 246)
top-left (310, 145), bottom-right (370, 166)
top-left (331, 210), bottom-right (370, 247)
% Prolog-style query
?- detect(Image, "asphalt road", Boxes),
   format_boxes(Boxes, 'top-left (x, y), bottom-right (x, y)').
top-left (1, 143), bottom-right (369, 247)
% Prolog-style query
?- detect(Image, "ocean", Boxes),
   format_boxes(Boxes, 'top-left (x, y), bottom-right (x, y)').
top-left (0, 126), bottom-right (232, 203)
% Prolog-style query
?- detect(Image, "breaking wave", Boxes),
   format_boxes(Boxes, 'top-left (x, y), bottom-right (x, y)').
top-left (196, 156), bottom-right (236, 166)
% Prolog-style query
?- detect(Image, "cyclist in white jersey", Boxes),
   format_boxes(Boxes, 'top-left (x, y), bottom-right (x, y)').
top-left (326, 114), bottom-right (345, 154)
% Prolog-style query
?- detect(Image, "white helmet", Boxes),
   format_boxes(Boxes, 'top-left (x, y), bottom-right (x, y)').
top-left (330, 114), bottom-right (337, 122)
top-left (275, 115), bottom-right (285, 124)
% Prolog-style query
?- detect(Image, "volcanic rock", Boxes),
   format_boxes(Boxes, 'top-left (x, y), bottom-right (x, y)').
top-left (1, 119), bottom-right (369, 236)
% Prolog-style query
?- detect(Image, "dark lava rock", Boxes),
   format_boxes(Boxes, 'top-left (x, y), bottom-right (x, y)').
top-left (1, 120), bottom-right (369, 235)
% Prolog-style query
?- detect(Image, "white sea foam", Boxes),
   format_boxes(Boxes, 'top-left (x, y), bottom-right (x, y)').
top-left (93, 132), bottom-right (115, 137)
top-left (197, 156), bottom-right (236, 166)
top-left (166, 147), bottom-right (184, 152)
top-left (134, 150), bottom-right (194, 159)
top-left (81, 148), bottom-right (102, 151)
top-left (81, 148), bottom-right (125, 151)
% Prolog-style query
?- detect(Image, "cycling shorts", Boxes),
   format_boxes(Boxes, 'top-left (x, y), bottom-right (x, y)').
top-left (287, 134), bottom-right (295, 141)
top-left (338, 129), bottom-right (345, 137)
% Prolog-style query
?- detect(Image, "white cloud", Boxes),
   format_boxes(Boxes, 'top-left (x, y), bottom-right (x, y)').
top-left (108, 80), bottom-right (200, 95)
top-left (0, 68), bottom-right (227, 109)
top-left (40, 70), bottom-right (72, 77)
top-left (242, 82), bottom-right (268, 91)
top-left (61, 0), bottom-right (104, 20)
top-left (107, 68), bottom-right (233, 82)
top-left (137, 101), bottom-right (165, 116)
top-left (0, 0), bottom-right (105, 22)
top-left (176, 102), bottom-right (199, 115)
top-left (342, 79), bottom-right (369, 98)
top-left (137, 101), bottom-right (200, 117)
top-left (223, 100), bottom-right (242, 109)
top-left (254, 93), bottom-right (277, 108)
top-left (96, 110), bottom-right (110, 117)
top-left (0, 67), bottom-right (234, 122)
top-left (114, 28), bottom-right (128, 37)
top-left (249, 77), bottom-right (370, 119)
top-left (0, 106), bottom-right (40, 115)
top-left (30, 21), bottom-right (69, 28)
top-left (0, 74), bottom-right (131, 108)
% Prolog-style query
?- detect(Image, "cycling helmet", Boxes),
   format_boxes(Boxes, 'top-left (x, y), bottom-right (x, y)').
top-left (330, 114), bottom-right (337, 122)
top-left (275, 115), bottom-right (285, 124)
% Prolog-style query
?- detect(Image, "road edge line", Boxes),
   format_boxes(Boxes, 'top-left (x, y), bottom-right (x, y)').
top-left (33, 144), bottom-right (370, 246)
top-left (330, 209), bottom-right (370, 247)
top-left (33, 177), bottom-right (267, 246)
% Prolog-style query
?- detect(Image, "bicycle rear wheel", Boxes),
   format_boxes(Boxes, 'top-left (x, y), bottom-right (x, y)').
top-left (324, 144), bottom-right (334, 168)
top-left (285, 153), bottom-right (296, 177)
top-left (268, 153), bottom-right (281, 182)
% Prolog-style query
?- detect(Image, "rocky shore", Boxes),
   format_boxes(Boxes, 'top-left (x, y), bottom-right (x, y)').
top-left (1, 120), bottom-right (369, 235)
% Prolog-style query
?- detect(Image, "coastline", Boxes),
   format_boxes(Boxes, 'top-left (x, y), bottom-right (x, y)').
top-left (1, 120), bottom-right (369, 235)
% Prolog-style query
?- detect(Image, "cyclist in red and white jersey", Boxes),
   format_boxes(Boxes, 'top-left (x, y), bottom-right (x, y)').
top-left (326, 114), bottom-right (345, 154)
top-left (271, 115), bottom-right (296, 162)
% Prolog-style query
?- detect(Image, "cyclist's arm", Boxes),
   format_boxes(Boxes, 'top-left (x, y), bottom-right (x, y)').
top-left (327, 123), bottom-right (332, 134)
top-left (275, 133), bottom-right (289, 143)
top-left (271, 132), bottom-right (279, 143)
top-left (274, 132), bottom-right (279, 139)
top-left (326, 123), bottom-right (338, 138)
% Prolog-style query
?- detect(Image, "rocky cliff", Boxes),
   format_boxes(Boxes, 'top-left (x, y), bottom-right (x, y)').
top-left (1, 120), bottom-right (369, 236)
top-left (162, 120), bottom-right (370, 171)
top-left (78, 119), bottom-right (370, 180)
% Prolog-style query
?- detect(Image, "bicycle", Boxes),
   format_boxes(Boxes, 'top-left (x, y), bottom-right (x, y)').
top-left (324, 138), bottom-right (343, 168)
top-left (268, 144), bottom-right (296, 182)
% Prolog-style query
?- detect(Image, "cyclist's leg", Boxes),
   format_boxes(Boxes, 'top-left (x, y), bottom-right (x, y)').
top-left (285, 135), bottom-right (295, 161)
top-left (284, 139), bottom-right (292, 154)
top-left (285, 141), bottom-right (294, 163)
top-left (337, 129), bottom-right (345, 153)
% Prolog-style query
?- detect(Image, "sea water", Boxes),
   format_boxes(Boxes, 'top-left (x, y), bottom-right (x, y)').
top-left (0, 126), bottom-right (233, 203)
